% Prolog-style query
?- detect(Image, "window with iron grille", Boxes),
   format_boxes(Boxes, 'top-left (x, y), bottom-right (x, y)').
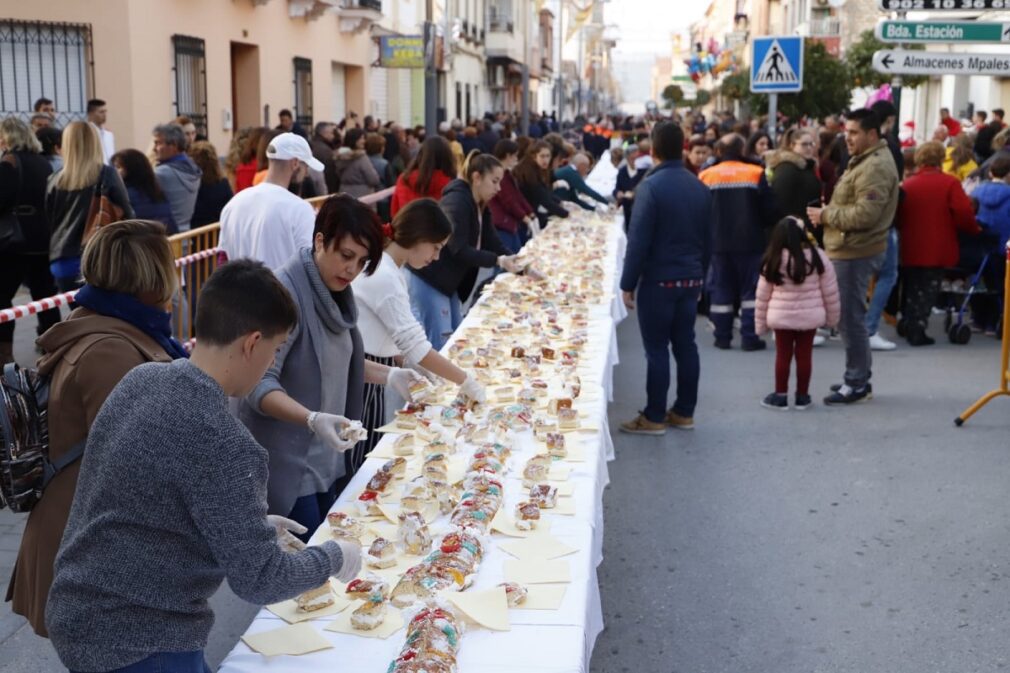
top-left (293, 57), bottom-right (313, 131)
top-left (172, 35), bottom-right (208, 138)
top-left (0, 20), bottom-right (94, 127)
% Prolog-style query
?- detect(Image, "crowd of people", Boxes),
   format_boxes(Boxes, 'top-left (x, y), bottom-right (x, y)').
top-left (0, 96), bottom-right (624, 673)
top-left (5, 90), bottom-right (1010, 672)
top-left (618, 102), bottom-right (1010, 434)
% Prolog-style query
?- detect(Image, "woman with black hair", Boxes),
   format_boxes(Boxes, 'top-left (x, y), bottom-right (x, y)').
top-left (237, 194), bottom-right (426, 535)
top-left (408, 153), bottom-right (520, 349)
top-left (746, 131), bottom-right (774, 165)
top-left (112, 149), bottom-right (177, 233)
top-left (513, 140), bottom-right (570, 229)
top-left (490, 138), bottom-right (538, 251)
top-left (334, 127), bottom-right (381, 200)
top-left (353, 198), bottom-right (486, 459)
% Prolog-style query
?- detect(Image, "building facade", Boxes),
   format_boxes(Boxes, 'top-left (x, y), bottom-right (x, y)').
top-left (1, 0), bottom-right (381, 153)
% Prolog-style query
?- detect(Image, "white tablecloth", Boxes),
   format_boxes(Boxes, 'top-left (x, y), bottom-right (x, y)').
top-left (219, 216), bottom-right (627, 673)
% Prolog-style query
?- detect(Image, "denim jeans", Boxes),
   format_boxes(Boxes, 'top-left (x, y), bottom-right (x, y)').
top-left (834, 252), bottom-right (886, 388)
top-left (865, 229), bottom-right (898, 335)
top-left (287, 479), bottom-right (341, 543)
top-left (636, 282), bottom-right (701, 422)
top-left (496, 228), bottom-right (522, 255)
top-left (71, 650), bottom-right (211, 673)
top-left (407, 272), bottom-right (461, 351)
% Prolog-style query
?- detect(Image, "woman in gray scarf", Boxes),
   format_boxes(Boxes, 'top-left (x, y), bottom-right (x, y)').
top-left (238, 194), bottom-right (424, 537)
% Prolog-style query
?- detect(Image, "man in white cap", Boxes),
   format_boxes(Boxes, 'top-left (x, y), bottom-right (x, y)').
top-left (219, 133), bottom-right (325, 271)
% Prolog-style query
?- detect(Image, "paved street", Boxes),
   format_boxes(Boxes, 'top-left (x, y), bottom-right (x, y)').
top-left (592, 315), bottom-right (1010, 673)
top-left (4, 308), bottom-right (1010, 671)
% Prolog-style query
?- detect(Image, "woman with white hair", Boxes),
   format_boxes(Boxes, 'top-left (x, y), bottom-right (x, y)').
top-left (0, 117), bottom-right (61, 365)
top-left (45, 121), bottom-right (133, 293)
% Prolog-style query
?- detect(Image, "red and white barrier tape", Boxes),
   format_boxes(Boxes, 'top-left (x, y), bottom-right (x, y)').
top-left (175, 247), bottom-right (222, 268)
top-left (0, 291), bottom-right (79, 324)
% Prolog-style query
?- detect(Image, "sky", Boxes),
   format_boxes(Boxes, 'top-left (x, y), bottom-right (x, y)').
top-left (609, 0), bottom-right (709, 57)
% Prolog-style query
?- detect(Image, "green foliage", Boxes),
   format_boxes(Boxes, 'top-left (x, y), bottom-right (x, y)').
top-left (695, 89), bottom-right (712, 106)
top-left (720, 72), bottom-right (749, 101)
top-left (846, 29), bottom-right (927, 89)
top-left (662, 84), bottom-right (684, 107)
top-left (747, 40), bottom-right (852, 121)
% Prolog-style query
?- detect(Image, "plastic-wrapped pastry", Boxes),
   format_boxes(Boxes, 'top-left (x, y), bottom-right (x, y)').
top-left (498, 581), bottom-right (528, 607)
top-left (494, 386), bottom-right (515, 403)
top-left (393, 433), bottom-right (415, 456)
top-left (513, 501), bottom-right (541, 530)
top-left (528, 483), bottom-right (558, 509)
top-left (408, 378), bottom-right (435, 403)
top-left (547, 397), bottom-right (573, 415)
top-left (357, 489), bottom-right (383, 517)
top-left (366, 537), bottom-right (398, 569)
top-left (381, 457), bottom-right (408, 479)
top-left (398, 511), bottom-right (433, 556)
top-left (394, 407), bottom-right (420, 429)
top-left (327, 511), bottom-right (365, 540)
top-left (522, 454), bottom-right (551, 487)
top-left (350, 599), bottom-right (387, 630)
top-left (295, 583), bottom-right (335, 612)
top-left (546, 431), bottom-right (567, 458)
top-left (345, 575), bottom-right (390, 602)
top-left (557, 407), bottom-right (579, 430)
top-left (366, 469), bottom-right (394, 494)
top-left (339, 420), bottom-right (369, 444)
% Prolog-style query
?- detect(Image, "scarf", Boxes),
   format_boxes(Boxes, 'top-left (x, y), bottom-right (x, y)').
top-left (299, 247), bottom-right (358, 333)
top-left (74, 284), bottom-right (189, 360)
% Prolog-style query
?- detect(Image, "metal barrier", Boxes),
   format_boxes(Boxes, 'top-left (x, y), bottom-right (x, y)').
top-left (955, 248), bottom-right (1010, 426)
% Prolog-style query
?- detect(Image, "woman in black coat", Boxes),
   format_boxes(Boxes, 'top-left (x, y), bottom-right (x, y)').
top-left (613, 145), bottom-right (645, 231)
top-left (767, 127), bottom-right (822, 233)
top-left (513, 140), bottom-right (569, 228)
top-left (0, 117), bottom-right (61, 364)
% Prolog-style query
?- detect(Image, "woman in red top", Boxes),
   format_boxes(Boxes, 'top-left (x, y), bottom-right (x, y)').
top-left (390, 136), bottom-right (457, 216)
top-left (897, 141), bottom-right (980, 346)
top-left (489, 139), bottom-right (537, 253)
top-left (233, 127), bottom-right (267, 193)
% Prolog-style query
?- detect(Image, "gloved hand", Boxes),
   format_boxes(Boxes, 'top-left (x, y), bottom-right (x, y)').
top-left (527, 217), bottom-right (541, 238)
top-left (307, 412), bottom-right (356, 452)
top-left (497, 255), bottom-right (521, 274)
top-left (459, 374), bottom-right (486, 403)
top-left (387, 366), bottom-right (425, 401)
top-left (553, 179), bottom-right (569, 190)
top-left (266, 515), bottom-right (307, 552)
top-left (333, 539), bottom-right (363, 583)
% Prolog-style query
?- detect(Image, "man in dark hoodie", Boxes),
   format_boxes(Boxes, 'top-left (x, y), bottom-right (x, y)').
top-left (153, 123), bottom-right (202, 233)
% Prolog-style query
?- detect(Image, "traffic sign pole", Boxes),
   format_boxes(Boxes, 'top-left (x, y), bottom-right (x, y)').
top-left (768, 93), bottom-right (777, 144)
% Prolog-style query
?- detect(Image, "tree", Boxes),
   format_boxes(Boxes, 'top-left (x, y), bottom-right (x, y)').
top-left (695, 89), bottom-right (712, 106)
top-left (662, 84), bottom-right (684, 109)
top-left (846, 29), bottom-right (927, 89)
top-left (746, 40), bottom-right (852, 121)
top-left (720, 72), bottom-right (749, 101)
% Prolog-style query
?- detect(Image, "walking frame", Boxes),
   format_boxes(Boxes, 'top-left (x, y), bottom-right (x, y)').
top-left (955, 248), bottom-right (1010, 426)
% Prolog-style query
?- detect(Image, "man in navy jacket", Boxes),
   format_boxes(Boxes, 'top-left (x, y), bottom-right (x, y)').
top-left (619, 121), bottom-right (712, 435)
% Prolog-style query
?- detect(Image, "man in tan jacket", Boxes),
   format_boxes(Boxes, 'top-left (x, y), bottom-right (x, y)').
top-left (808, 108), bottom-right (899, 405)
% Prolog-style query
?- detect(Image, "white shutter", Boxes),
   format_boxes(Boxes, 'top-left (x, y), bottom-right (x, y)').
top-left (331, 63), bottom-right (346, 120)
top-left (397, 70), bottom-right (411, 127)
top-left (370, 65), bottom-right (389, 121)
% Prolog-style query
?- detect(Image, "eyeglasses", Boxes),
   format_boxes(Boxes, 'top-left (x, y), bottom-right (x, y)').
top-left (797, 141), bottom-right (815, 147)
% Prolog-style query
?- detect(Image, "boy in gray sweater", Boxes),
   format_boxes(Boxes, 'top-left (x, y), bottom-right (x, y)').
top-left (46, 260), bottom-right (361, 673)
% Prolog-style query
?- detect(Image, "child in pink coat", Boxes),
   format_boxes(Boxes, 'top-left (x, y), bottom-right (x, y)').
top-left (755, 217), bottom-right (841, 410)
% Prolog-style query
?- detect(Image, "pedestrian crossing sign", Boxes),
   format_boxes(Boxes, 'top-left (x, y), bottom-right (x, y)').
top-left (751, 36), bottom-right (804, 93)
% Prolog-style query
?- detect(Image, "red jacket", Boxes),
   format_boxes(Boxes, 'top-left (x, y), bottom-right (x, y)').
top-left (941, 116), bottom-right (962, 138)
top-left (391, 169), bottom-right (453, 216)
top-left (489, 171), bottom-right (534, 234)
top-left (897, 166), bottom-right (979, 268)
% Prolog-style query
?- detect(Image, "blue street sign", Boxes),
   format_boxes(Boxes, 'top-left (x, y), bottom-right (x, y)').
top-left (751, 36), bottom-right (804, 93)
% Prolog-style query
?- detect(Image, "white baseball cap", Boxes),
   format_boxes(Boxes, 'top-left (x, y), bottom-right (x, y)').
top-left (266, 133), bottom-right (324, 172)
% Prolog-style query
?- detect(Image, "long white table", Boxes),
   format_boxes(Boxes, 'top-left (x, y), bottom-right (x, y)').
top-left (219, 215), bottom-right (627, 673)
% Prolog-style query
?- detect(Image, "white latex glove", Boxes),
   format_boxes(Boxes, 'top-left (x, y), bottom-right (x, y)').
top-left (459, 374), bottom-right (486, 403)
top-left (266, 515), bottom-right (307, 552)
top-left (333, 539), bottom-right (363, 583)
top-left (497, 255), bottom-right (521, 273)
top-left (553, 179), bottom-right (569, 190)
top-left (307, 412), bottom-right (356, 452)
top-left (527, 217), bottom-right (541, 238)
top-left (387, 366), bottom-right (424, 401)
top-left (596, 203), bottom-right (609, 214)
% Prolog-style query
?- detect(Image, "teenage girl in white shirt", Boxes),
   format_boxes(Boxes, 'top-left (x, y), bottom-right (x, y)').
top-left (352, 198), bottom-right (486, 457)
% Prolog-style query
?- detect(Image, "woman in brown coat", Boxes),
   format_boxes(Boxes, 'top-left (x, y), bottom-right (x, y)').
top-left (5, 219), bottom-right (186, 636)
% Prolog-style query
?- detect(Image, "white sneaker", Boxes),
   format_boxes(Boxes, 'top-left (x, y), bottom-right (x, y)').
top-left (812, 334), bottom-right (826, 347)
top-left (869, 333), bottom-right (897, 351)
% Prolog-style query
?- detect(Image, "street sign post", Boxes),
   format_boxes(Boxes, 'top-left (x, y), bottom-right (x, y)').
top-left (873, 49), bottom-right (1010, 76)
top-left (751, 36), bottom-right (804, 144)
top-left (878, 0), bottom-right (1010, 10)
top-left (877, 20), bottom-right (1010, 44)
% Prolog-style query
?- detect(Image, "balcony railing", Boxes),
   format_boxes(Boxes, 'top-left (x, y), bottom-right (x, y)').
top-left (344, 0), bottom-right (381, 12)
top-left (808, 17), bottom-right (841, 36)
